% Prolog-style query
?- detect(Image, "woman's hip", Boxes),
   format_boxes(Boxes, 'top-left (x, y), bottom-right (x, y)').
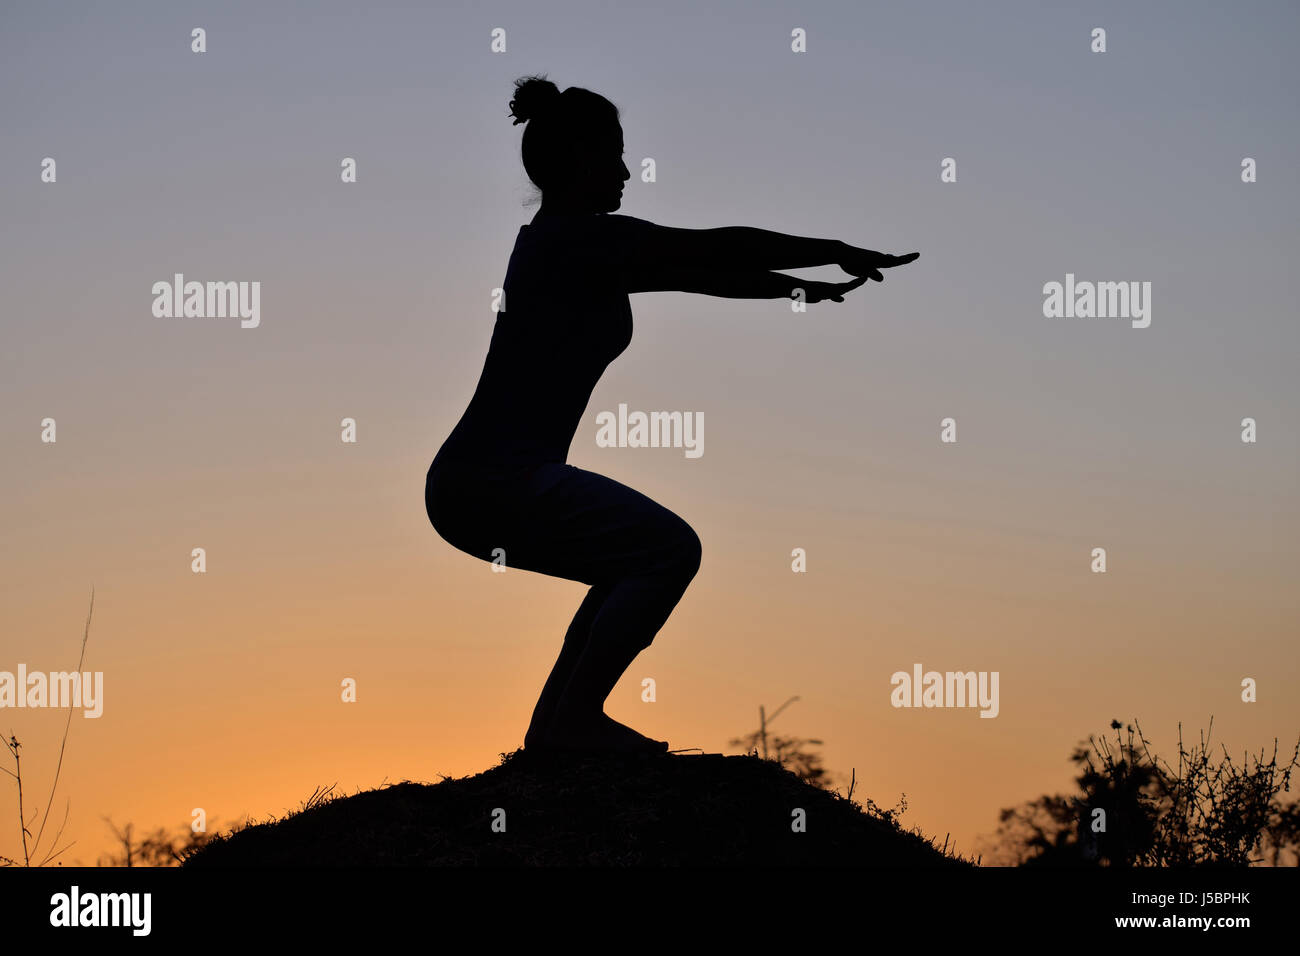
top-left (425, 458), bottom-right (564, 546)
top-left (427, 459), bottom-right (699, 584)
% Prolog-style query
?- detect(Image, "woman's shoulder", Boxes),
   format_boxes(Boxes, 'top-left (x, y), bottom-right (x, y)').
top-left (523, 212), bottom-right (656, 235)
top-left (510, 214), bottom-right (660, 284)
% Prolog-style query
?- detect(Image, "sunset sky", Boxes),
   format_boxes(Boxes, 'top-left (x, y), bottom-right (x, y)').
top-left (2, 0), bottom-right (1298, 866)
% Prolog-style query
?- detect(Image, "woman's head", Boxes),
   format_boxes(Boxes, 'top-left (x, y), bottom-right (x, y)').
top-left (509, 75), bottom-right (629, 213)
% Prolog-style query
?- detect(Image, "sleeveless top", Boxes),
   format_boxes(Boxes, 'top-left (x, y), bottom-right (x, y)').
top-left (431, 213), bottom-right (649, 476)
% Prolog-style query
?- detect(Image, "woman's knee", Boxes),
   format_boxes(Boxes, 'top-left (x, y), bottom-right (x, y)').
top-left (638, 515), bottom-right (700, 585)
top-left (672, 521), bottom-right (702, 582)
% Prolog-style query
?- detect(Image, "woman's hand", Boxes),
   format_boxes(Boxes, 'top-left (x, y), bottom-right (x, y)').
top-left (837, 247), bottom-right (920, 282)
top-left (798, 276), bottom-right (869, 303)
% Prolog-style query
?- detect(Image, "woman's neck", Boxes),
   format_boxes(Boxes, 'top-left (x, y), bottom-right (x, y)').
top-left (535, 195), bottom-right (601, 220)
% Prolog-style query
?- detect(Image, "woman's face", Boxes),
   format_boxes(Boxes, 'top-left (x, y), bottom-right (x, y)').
top-left (576, 123), bottom-right (631, 213)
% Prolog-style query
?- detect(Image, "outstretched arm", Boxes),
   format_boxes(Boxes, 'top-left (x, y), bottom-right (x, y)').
top-left (631, 267), bottom-right (867, 302)
top-left (607, 216), bottom-right (920, 294)
top-left (628, 224), bottom-right (847, 272)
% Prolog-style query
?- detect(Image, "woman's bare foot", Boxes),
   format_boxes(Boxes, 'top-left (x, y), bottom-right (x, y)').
top-left (603, 715), bottom-right (670, 753)
top-left (536, 711), bottom-right (668, 754)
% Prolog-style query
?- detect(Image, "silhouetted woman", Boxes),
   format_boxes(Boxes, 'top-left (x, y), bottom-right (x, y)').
top-left (426, 75), bottom-right (918, 755)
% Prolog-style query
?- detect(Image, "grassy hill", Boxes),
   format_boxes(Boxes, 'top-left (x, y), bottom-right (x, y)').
top-left (183, 750), bottom-right (969, 866)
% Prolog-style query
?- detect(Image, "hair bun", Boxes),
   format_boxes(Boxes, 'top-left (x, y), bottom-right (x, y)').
top-left (509, 75), bottom-right (561, 125)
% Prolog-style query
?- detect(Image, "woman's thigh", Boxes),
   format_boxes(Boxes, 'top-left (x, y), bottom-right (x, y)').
top-left (428, 461), bottom-right (699, 587)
